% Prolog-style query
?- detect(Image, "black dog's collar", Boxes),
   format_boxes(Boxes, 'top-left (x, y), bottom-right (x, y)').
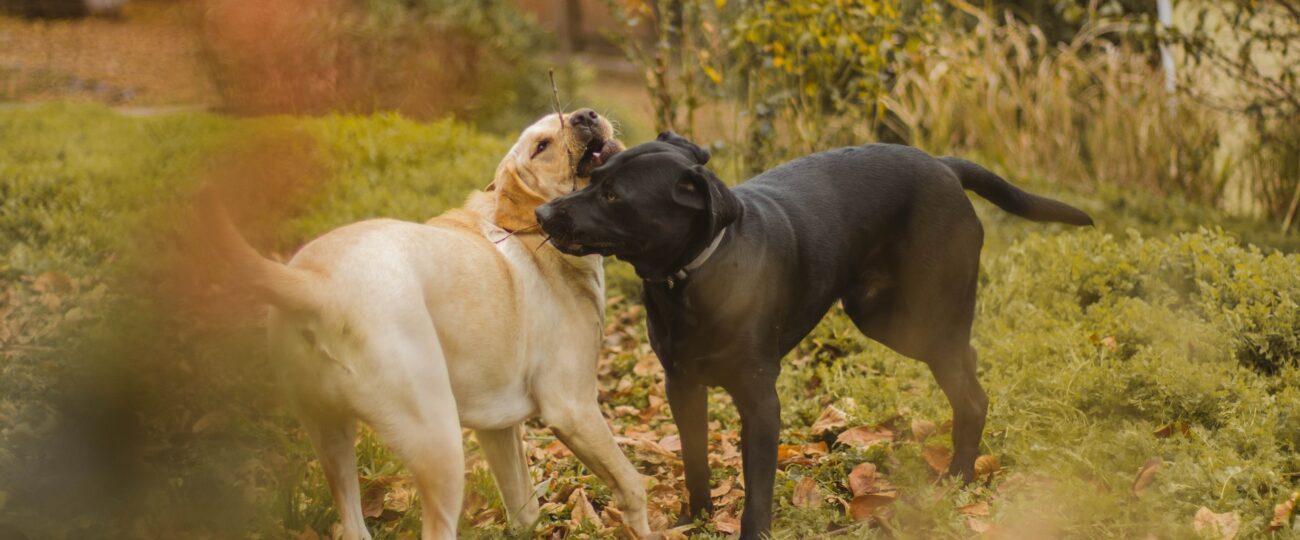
top-left (652, 229), bottom-right (726, 289)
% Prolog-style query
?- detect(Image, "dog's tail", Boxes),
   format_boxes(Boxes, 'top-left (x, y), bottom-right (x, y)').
top-left (939, 156), bottom-right (1093, 226)
top-left (197, 187), bottom-right (323, 313)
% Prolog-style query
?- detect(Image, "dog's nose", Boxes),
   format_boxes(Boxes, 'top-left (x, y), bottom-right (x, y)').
top-left (535, 204), bottom-right (556, 226)
top-left (569, 108), bottom-right (599, 128)
top-left (535, 204), bottom-right (572, 236)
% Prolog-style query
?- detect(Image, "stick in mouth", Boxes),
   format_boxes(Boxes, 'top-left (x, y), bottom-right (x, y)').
top-left (549, 69), bottom-right (564, 128)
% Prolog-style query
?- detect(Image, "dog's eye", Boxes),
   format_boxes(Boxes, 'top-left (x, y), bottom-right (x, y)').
top-left (604, 191), bottom-right (618, 203)
top-left (532, 139), bottom-right (550, 158)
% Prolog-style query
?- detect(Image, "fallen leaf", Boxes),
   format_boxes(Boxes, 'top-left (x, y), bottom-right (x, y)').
top-left (662, 523), bottom-right (694, 540)
top-left (33, 271), bottom-right (72, 293)
top-left (710, 477), bottom-right (734, 498)
top-left (847, 462), bottom-right (877, 497)
top-left (1100, 335), bottom-right (1118, 351)
top-left (659, 434), bottom-right (682, 453)
top-left (974, 455), bottom-right (1001, 477)
top-left (1153, 421), bottom-right (1191, 439)
top-left (804, 441), bottom-right (828, 456)
top-left (471, 507), bottom-right (500, 528)
top-left (463, 489), bottom-right (489, 516)
top-left (777, 444), bottom-right (803, 462)
top-left (569, 487), bottom-right (602, 528)
top-left (922, 446), bottom-right (953, 475)
top-left (713, 511), bottom-right (740, 534)
top-left (911, 418), bottom-right (937, 442)
top-left (848, 491), bottom-right (897, 521)
top-left (968, 516), bottom-right (993, 533)
top-left (836, 426), bottom-right (894, 449)
top-left (544, 439), bottom-right (572, 458)
top-left (958, 501), bottom-right (990, 516)
top-left (191, 411), bottom-right (228, 434)
top-left (361, 476), bottom-right (398, 519)
top-left (384, 480), bottom-right (415, 513)
top-left (1193, 506), bottom-right (1240, 540)
top-left (792, 476), bottom-right (820, 507)
top-left (811, 405), bottom-right (847, 434)
top-left (632, 354), bottom-right (659, 376)
top-left (778, 442), bottom-right (829, 465)
top-left (602, 506), bottom-right (624, 530)
top-left (1270, 491), bottom-right (1298, 532)
top-left (1131, 457), bottom-right (1162, 496)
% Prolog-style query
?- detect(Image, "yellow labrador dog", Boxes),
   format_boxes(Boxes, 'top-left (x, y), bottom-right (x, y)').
top-left (201, 110), bottom-right (648, 539)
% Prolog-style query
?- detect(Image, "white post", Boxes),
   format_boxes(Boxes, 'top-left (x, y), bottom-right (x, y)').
top-left (1157, 0), bottom-right (1176, 94)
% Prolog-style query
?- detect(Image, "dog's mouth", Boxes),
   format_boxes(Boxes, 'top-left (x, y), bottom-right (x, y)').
top-left (552, 238), bottom-right (622, 257)
top-left (575, 137), bottom-right (622, 178)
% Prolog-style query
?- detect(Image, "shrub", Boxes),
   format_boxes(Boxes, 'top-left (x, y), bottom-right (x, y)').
top-left (199, 0), bottom-right (550, 128)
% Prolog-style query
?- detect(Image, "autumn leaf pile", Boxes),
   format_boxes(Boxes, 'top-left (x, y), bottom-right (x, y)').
top-left (2, 106), bottom-right (1300, 539)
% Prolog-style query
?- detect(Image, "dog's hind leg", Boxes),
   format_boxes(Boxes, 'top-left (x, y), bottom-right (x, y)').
top-left (476, 424), bottom-right (539, 529)
top-left (925, 345), bottom-right (988, 481)
top-left (543, 403), bottom-right (650, 538)
top-left (303, 415), bottom-right (370, 540)
top-left (361, 330), bottom-right (465, 540)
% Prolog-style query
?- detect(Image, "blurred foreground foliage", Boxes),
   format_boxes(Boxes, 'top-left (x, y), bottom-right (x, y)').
top-left (0, 104), bottom-right (509, 538)
top-left (1, 104), bottom-right (1298, 538)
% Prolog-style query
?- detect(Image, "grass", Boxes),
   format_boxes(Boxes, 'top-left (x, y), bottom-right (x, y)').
top-left (1, 104), bottom-right (1298, 538)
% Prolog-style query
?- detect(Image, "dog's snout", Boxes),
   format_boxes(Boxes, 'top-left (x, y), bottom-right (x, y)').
top-left (569, 108), bottom-right (599, 128)
top-left (536, 204), bottom-right (574, 237)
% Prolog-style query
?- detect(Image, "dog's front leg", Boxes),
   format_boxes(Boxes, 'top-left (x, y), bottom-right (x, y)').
top-left (543, 403), bottom-right (651, 538)
top-left (665, 373), bottom-right (713, 524)
top-left (732, 375), bottom-right (780, 539)
top-left (476, 425), bottom-right (540, 529)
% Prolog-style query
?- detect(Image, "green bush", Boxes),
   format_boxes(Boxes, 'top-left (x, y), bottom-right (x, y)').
top-left (761, 228), bottom-right (1300, 538)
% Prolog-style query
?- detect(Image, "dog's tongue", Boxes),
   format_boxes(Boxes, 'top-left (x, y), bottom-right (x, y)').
top-left (593, 140), bottom-right (621, 167)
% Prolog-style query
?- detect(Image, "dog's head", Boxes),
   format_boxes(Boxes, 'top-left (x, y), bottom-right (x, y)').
top-left (535, 131), bottom-right (740, 275)
top-left (490, 109), bottom-right (623, 231)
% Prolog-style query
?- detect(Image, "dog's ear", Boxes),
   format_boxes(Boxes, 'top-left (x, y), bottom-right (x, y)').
top-left (492, 159), bottom-right (546, 231)
top-left (674, 164), bottom-right (739, 234)
top-left (656, 131), bottom-right (710, 165)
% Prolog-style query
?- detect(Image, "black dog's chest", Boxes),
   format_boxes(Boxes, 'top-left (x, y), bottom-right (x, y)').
top-left (643, 284), bottom-right (771, 383)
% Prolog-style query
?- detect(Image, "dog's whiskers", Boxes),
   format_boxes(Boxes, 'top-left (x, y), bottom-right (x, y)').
top-left (535, 235), bottom-right (554, 252)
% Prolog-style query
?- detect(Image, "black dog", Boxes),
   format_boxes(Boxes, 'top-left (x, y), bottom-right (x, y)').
top-left (536, 133), bottom-right (1091, 538)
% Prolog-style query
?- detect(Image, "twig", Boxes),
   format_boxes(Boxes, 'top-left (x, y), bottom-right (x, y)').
top-left (492, 224), bottom-right (540, 244)
top-left (799, 520), bottom-right (873, 539)
top-left (535, 235), bottom-right (554, 252)
top-left (549, 69), bottom-right (564, 126)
